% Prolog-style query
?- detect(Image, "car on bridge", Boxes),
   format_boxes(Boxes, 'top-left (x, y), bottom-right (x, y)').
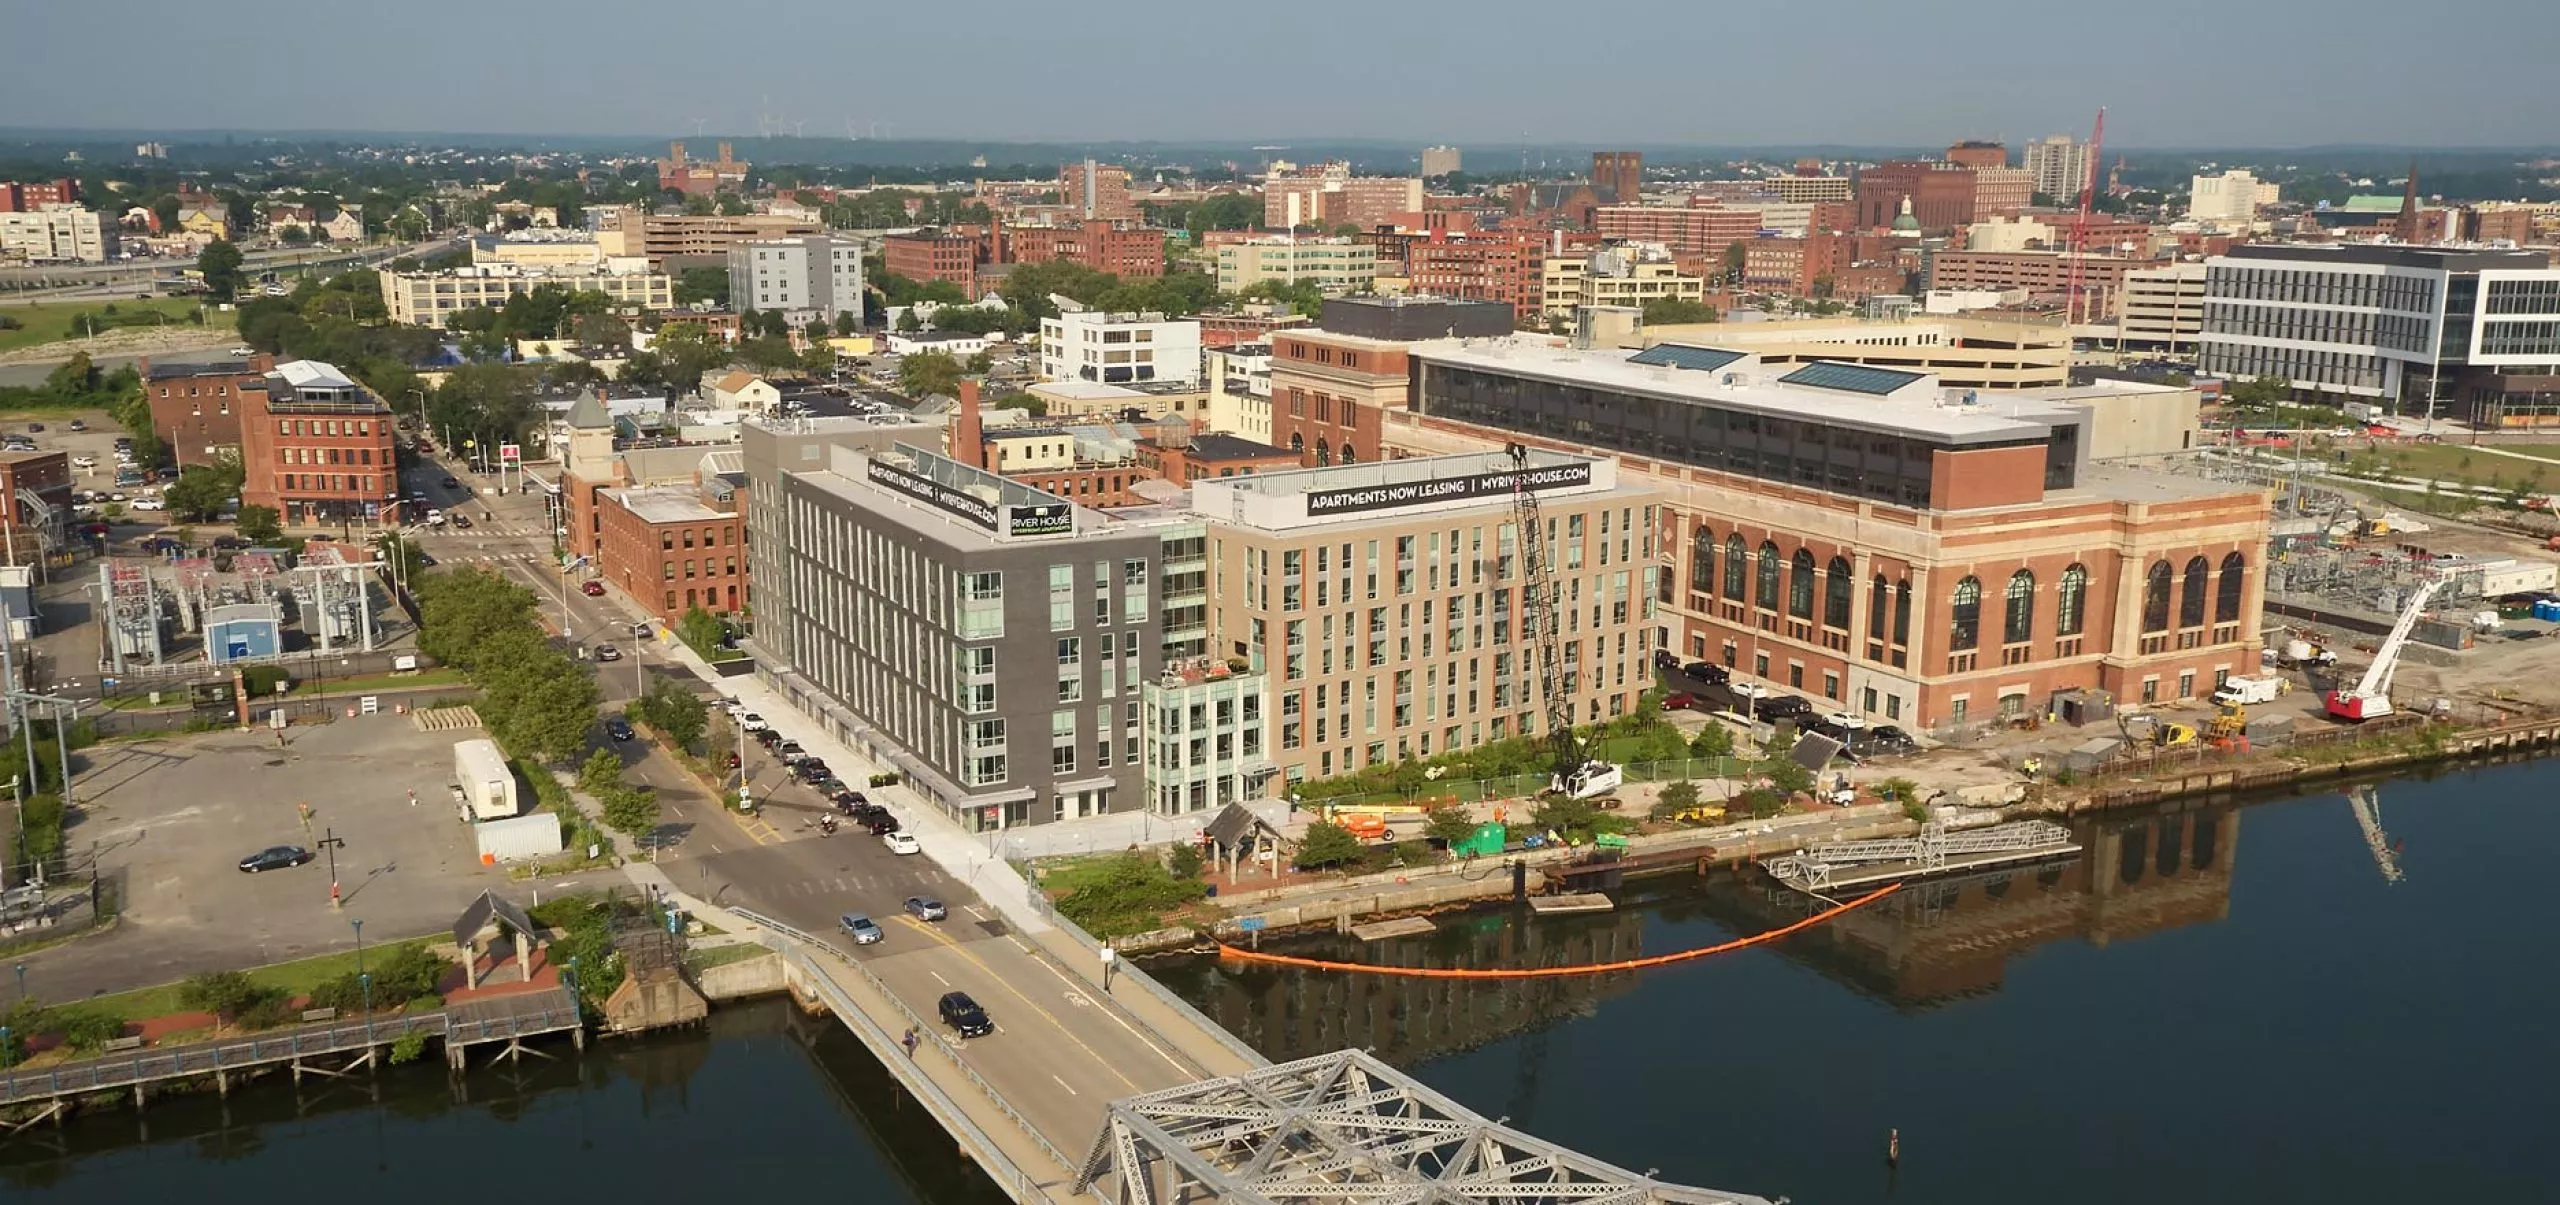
top-left (903, 895), bottom-right (947, 921)
top-left (839, 913), bottom-right (884, 945)
top-left (938, 991), bottom-right (993, 1038)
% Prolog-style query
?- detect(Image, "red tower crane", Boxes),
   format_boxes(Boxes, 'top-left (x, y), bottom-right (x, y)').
top-left (2065, 107), bottom-right (2106, 326)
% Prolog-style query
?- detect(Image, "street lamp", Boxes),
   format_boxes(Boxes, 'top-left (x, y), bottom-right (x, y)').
top-left (318, 827), bottom-right (346, 909)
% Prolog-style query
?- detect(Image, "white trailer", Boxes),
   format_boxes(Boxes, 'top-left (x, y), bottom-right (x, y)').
top-left (2210, 675), bottom-right (2289, 706)
top-left (452, 737), bottom-right (519, 821)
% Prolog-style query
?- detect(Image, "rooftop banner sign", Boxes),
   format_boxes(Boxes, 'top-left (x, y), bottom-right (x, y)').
top-left (1303, 461), bottom-right (1592, 518)
top-left (868, 458), bottom-right (997, 531)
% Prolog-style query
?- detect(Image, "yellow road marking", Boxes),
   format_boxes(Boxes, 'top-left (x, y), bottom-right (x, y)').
top-left (892, 915), bottom-right (1144, 1094)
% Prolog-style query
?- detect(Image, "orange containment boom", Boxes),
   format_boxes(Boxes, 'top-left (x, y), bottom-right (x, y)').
top-left (1215, 882), bottom-right (1902, 979)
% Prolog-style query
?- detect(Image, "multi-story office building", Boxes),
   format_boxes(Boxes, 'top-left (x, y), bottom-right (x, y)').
top-left (882, 229), bottom-right (982, 295)
top-left (0, 205), bottom-right (116, 264)
top-left (1402, 234), bottom-right (1543, 324)
top-left (727, 234), bottom-right (865, 325)
top-left (1039, 304), bottom-right (1204, 386)
top-left (594, 207), bottom-right (819, 269)
top-left (239, 360), bottom-right (400, 526)
top-left (1139, 658), bottom-right (1275, 816)
top-left (1007, 219), bottom-right (1165, 279)
top-left (2188, 171), bottom-right (2280, 225)
top-left (1929, 249), bottom-right (2153, 320)
top-left (1264, 170), bottom-right (1425, 231)
top-left (1971, 168), bottom-right (2036, 221)
top-left (1269, 330), bottom-right (1412, 467)
top-left (1590, 152), bottom-right (1644, 204)
top-left (2118, 263), bottom-right (2208, 353)
top-left (1420, 146), bottom-right (1462, 179)
top-left (1856, 162), bottom-right (1976, 234)
top-left (2198, 244), bottom-right (2560, 423)
top-left (1638, 317), bottom-right (2072, 392)
top-left (378, 265), bottom-right (673, 326)
top-left (2024, 135), bottom-right (2096, 201)
top-left (1593, 200), bottom-right (1763, 260)
top-left (1060, 160), bottom-right (1137, 222)
top-left (1759, 174), bottom-right (1853, 205)
top-left (1197, 450), bottom-right (1662, 784)
top-left (759, 440), bottom-right (1181, 829)
top-left (1394, 341), bottom-right (2270, 729)
top-left (141, 352), bottom-right (269, 469)
top-left (1214, 237), bottom-right (1379, 294)
top-left (0, 179), bottom-right (78, 212)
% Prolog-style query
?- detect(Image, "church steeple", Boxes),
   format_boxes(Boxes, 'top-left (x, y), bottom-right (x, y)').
top-left (2393, 159), bottom-right (2422, 244)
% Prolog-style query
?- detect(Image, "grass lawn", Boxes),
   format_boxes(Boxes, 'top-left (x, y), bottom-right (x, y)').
top-left (0, 297), bottom-right (234, 355)
top-left (81, 936), bottom-right (439, 1023)
top-left (681, 943), bottom-right (771, 974)
top-left (1027, 852), bottom-right (1134, 899)
top-left (285, 668), bottom-right (468, 697)
top-left (2351, 441), bottom-right (2560, 490)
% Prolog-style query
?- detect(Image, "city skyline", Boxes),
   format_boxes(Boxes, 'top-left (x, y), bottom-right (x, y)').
top-left (5, 0), bottom-right (2555, 148)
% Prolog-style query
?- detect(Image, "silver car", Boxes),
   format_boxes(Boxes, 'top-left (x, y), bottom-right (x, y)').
top-left (903, 896), bottom-right (947, 922)
top-left (840, 913), bottom-right (884, 945)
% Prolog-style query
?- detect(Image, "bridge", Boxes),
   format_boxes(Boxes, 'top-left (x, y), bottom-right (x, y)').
top-left (1762, 819), bottom-right (2081, 895)
top-left (728, 904), bottom-right (1772, 1205)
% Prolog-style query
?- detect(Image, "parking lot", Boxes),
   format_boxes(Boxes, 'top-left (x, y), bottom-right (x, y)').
top-left (21, 714), bottom-right (616, 1003)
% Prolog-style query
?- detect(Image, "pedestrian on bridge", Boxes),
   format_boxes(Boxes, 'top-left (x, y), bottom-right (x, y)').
top-left (901, 1028), bottom-right (918, 1057)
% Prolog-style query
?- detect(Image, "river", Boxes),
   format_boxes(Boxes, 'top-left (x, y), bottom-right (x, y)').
top-left (6, 760), bottom-right (2554, 1204)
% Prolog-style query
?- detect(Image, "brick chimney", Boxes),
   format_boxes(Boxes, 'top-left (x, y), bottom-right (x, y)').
top-left (953, 378), bottom-right (984, 469)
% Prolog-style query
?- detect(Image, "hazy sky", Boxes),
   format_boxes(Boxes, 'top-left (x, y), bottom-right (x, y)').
top-left (8, 0), bottom-right (2555, 148)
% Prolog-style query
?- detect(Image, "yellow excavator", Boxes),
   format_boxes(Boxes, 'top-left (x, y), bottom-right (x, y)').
top-left (2118, 710), bottom-right (2197, 750)
top-left (2206, 702), bottom-right (2249, 743)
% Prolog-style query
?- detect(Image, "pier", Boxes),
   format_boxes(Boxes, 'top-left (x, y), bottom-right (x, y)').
top-left (0, 988), bottom-right (583, 1126)
top-left (1761, 820), bottom-right (2082, 895)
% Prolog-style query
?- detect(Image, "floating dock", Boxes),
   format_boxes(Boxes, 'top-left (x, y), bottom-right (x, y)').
top-left (1348, 917), bottom-right (1437, 942)
top-left (1527, 892), bottom-right (1617, 915)
top-left (1759, 821), bottom-right (2080, 896)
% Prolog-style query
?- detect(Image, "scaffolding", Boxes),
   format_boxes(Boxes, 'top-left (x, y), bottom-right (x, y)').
top-left (1076, 1049), bottom-right (1775, 1205)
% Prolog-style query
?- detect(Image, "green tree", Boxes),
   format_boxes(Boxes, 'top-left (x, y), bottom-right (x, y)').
top-left (738, 336), bottom-right (801, 372)
top-left (1721, 241), bottom-right (1747, 283)
top-left (2229, 374), bottom-right (2293, 410)
top-left (1641, 297), bottom-right (1719, 325)
top-left (179, 970), bottom-right (267, 1021)
top-left (197, 238), bottom-right (246, 301)
top-left (894, 308), bottom-right (923, 333)
top-left (601, 783), bottom-right (660, 836)
top-left (634, 681), bottom-right (707, 752)
top-left (485, 656), bottom-right (603, 764)
top-left (1293, 821), bottom-right (1365, 870)
top-left (650, 323), bottom-right (729, 394)
top-left (674, 267), bottom-right (731, 307)
top-left (235, 503), bottom-right (284, 543)
top-left (676, 604), bottom-right (727, 658)
top-left (964, 349), bottom-right (994, 374)
top-left (163, 458), bottom-right (244, 521)
top-left (578, 746), bottom-right (625, 799)
top-left (899, 350), bottom-right (964, 400)
top-left (1189, 193), bottom-right (1261, 232)
top-left (1688, 723), bottom-right (1733, 759)
top-left (1758, 756), bottom-right (1815, 797)
top-left (1422, 805), bottom-right (1479, 847)
top-left (1651, 780), bottom-right (1702, 821)
top-left (571, 311), bottom-right (631, 351)
top-left (832, 310), bottom-right (859, 336)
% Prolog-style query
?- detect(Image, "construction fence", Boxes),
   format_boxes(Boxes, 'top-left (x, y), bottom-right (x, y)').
top-left (1296, 756), bottom-right (1758, 811)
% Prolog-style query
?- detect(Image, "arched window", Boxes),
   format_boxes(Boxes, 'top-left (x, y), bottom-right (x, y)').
top-left (2180, 555), bottom-right (2210, 627)
top-left (2216, 552), bottom-right (2246, 623)
top-left (1339, 444), bottom-right (1358, 464)
top-left (1788, 549), bottom-right (1816, 619)
top-left (1314, 439), bottom-right (1332, 466)
top-left (2143, 561), bottom-right (2172, 632)
top-left (1868, 573), bottom-right (1890, 639)
top-left (1690, 526), bottom-right (1715, 593)
top-left (1756, 541), bottom-right (1782, 610)
top-left (1288, 432), bottom-right (1304, 454)
top-left (2003, 569), bottom-right (2036, 644)
top-left (2057, 563), bottom-right (2088, 636)
top-left (1893, 579), bottom-right (1912, 646)
top-left (1722, 534), bottom-right (1747, 600)
top-left (1950, 576), bottom-right (1982, 650)
top-left (1825, 556), bottom-right (1853, 629)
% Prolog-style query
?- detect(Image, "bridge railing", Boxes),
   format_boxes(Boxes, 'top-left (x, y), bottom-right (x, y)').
top-left (1012, 861), bottom-right (1270, 1072)
top-left (730, 907), bottom-right (1073, 1197)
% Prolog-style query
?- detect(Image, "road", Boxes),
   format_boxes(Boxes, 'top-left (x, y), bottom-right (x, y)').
top-left (0, 238), bottom-right (449, 299)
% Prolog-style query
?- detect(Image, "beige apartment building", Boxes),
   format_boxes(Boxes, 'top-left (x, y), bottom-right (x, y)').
top-left (1214, 237), bottom-right (1380, 294)
top-left (1541, 250), bottom-right (1706, 320)
top-left (1194, 450), bottom-right (1663, 786)
top-left (379, 265), bottom-right (674, 326)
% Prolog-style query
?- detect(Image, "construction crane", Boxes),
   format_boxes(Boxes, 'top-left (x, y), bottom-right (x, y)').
top-left (1507, 443), bottom-right (1619, 800)
top-left (2065, 107), bottom-right (2106, 327)
top-left (2325, 574), bottom-right (2447, 721)
top-left (2347, 784), bottom-right (2405, 884)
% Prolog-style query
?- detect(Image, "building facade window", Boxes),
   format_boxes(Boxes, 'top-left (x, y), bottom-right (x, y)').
top-left (1722, 534), bottom-right (1747, 600)
top-left (2180, 555), bottom-right (2211, 628)
top-left (2143, 561), bottom-right (2173, 632)
top-left (1787, 549), bottom-right (1815, 620)
top-left (2000, 570), bottom-right (2033, 645)
top-left (2215, 552), bottom-right (2246, 623)
top-left (1755, 541), bottom-right (1781, 610)
top-left (1949, 576), bottom-right (1982, 650)
top-left (1824, 556), bottom-right (1852, 629)
top-left (1690, 526), bottom-right (1714, 593)
top-left (2057, 563), bottom-right (2088, 636)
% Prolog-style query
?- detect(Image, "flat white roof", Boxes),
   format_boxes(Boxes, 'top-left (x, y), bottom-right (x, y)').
top-left (1413, 340), bottom-right (2052, 444)
top-left (1030, 380), bottom-right (1147, 400)
top-left (274, 360), bottom-right (356, 390)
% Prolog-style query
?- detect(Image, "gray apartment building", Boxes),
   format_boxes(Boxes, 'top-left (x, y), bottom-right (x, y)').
top-left (759, 439), bottom-right (1191, 829)
top-left (728, 234), bottom-right (866, 326)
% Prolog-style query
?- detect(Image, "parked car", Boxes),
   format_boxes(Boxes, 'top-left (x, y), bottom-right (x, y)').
top-left (774, 741), bottom-right (806, 762)
top-left (1867, 726), bottom-right (1921, 755)
top-left (1662, 691), bottom-right (1696, 711)
top-left (23, 423), bottom-right (41, 433)
top-left (449, 513), bottom-right (473, 529)
top-left (72, 455), bottom-right (95, 470)
top-left (229, 345), bottom-right (255, 357)
top-left (66, 419), bottom-right (85, 432)
top-left (839, 913), bottom-right (884, 945)
top-left (237, 845), bottom-right (314, 873)
top-left (938, 990), bottom-right (993, 1038)
top-left (754, 729), bottom-right (784, 749)
top-left (593, 644), bottom-right (621, 662)
top-left (1653, 649), bottom-right (1682, 672)
top-left (738, 712), bottom-right (770, 732)
top-left (580, 580), bottom-right (605, 597)
top-left (439, 475), bottom-right (459, 489)
top-left (604, 717), bottom-right (635, 742)
top-left (1753, 695), bottom-right (1817, 723)
top-left (870, 816), bottom-right (906, 839)
top-left (903, 895), bottom-right (947, 921)
top-left (130, 496), bottom-right (165, 511)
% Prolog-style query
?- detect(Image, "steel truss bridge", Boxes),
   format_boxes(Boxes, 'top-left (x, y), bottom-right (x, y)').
top-left (1761, 820), bottom-right (2079, 894)
top-left (1075, 1049), bottom-right (1775, 1205)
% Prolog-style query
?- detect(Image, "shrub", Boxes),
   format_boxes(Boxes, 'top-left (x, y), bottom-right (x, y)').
top-left (406, 993), bottom-right (444, 1012)
top-left (236, 993), bottom-right (297, 1031)
top-left (1293, 821), bottom-right (1364, 870)
top-left (1422, 805), bottom-right (1479, 847)
top-left (1688, 724), bottom-right (1733, 758)
top-left (1057, 853), bottom-right (1209, 938)
top-left (388, 1030), bottom-right (429, 1064)
top-left (1651, 780), bottom-right (1701, 820)
top-left (1167, 841), bottom-right (1204, 880)
top-left (178, 970), bottom-right (263, 1020)
top-left (49, 1007), bottom-right (128, 1053)
top-left (239, 665), bottom-right (291, 698)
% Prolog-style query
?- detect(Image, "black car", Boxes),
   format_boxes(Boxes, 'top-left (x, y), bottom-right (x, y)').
top-left (449, 513), bottom-right (473, 529)
top-left (938, 991), bottom-right (993, 1038)
top-left (605, 717), bottom-right (635, 742)
top-left (439, 476), bottom-right (459, 489)
top-left (237, 845), bottom-right (314, 873)
top-left (1682, 660), bottom-right (1732, 686)
top-left (754, 729), bottom-right (784, 748)
top-left (1753, 695), bottom-right (1817, 723)
top-left (866, 816), bottom-right (901, 837)
top-left (1652, 649), bottom-right (1682, 672)
top-left (1867, 726), bottom-right (1921, 755)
